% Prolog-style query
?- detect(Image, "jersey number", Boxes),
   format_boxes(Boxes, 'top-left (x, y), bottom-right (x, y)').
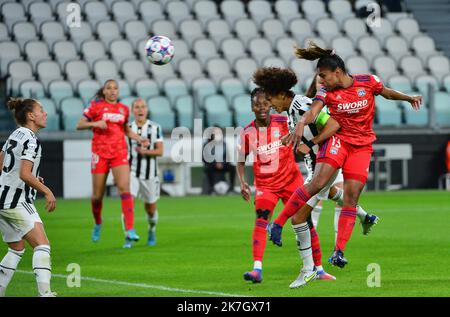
top-left (3, 140), bottom-right (18, 173)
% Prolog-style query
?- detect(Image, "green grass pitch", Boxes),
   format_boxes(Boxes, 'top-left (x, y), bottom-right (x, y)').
top-left (2, 190), bottom-right (450, 297)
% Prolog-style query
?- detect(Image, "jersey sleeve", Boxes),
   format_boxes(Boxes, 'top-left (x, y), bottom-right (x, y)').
top-left (83, 100), bottom-right (99, 121)
top-left (313, 85), bottom-right (328, 104)
top-left (21, 137), bottom-right (39, 162)
top-left (314, 110), bottom-right (330, 128)
top-left (1, 142), bottom-right (6, 152)
top-left (371, 75), bottom-right (384, 95)
top-left (155, 124), bottom-right (163, 142)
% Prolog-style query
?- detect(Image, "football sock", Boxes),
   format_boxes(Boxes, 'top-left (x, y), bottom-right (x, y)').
top-left (292, 222), bottom-right (314, 271)
top-left (311, 206), bottom-right (322, 228)
top-left (33, 245), bottom-right (52, 296)
top-left (0, 248), bottom-right (24, 297)
top-left (275, 187), bottom-right (311, 227)
top-left (356, 205), bottom-right (368, 222)
top-left (310, 225), bottom-right (322, 267)
top-left (120, 193), bottom-right (134, 231)
top-left (147, 210), bottom-right (159, 233)
top-left (253, 261), bottom-right (262, 271)
top-left (334, 207), bottom-right (342, 243)
top-left (91, 199), bottom-right (102, 225)
top-left (330, 187), bottom-right (344, 206)
top-left (252, 218), bottom-right (268, 263)
top-left (316, 265), bottom-right (324, 272)
top-left (336, 207), bottom-right (357, 252)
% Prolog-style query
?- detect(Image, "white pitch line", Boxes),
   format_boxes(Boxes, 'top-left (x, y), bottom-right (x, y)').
top-left (16, 270), bottom-right (248, 297)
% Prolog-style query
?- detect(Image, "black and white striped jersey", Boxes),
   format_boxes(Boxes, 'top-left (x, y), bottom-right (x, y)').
top-left (128, 120), bottom-right (163, 180)
top-left (0, 127), bottom-right (41, 209)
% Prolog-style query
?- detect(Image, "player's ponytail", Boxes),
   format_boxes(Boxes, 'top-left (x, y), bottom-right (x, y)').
top-left (7, 98), bottom-right (38, 126)
top-left (295, 41), bottom-right (347, 73)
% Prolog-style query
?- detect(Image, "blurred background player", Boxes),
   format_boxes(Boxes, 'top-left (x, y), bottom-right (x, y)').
top-left (0, 98), bottom-right (56, 297)
top-left (128, 98), bottom-right (163, 246)
top-left (237, 88), bottom-right (335, 285)
top-left (284, 42), bottom-right (422, 269)
top-left (76, 79), bottom-right (148, 248)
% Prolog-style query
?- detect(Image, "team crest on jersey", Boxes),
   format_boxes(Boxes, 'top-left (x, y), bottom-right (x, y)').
top-left (119, 108), bottom-right (124, 114)
top-left (330, 147), bottom-right (338, 155)
top-left (357, 89), bottom-right (366, 97)
top-left (273, 130), bottom-right (281, 138)
top-left (256, 191), bottom-right (264, 196)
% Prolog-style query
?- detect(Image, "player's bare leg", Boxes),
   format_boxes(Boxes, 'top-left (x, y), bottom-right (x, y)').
top-left (0, 240), bottom-right (25, 297)
top-left (145, 202), bottom-right (158, 246)
top-left (112, 165), bottom-right (139, 247)
top-left (330, 179), bottom-right (365, 268)
top-left (91, 173), bottom-right (108, 242)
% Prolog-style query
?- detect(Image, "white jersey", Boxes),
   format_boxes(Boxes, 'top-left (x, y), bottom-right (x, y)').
top-left (128, 119), bottom-right (163, 180)
top-left (0, 127), bottom-right (41, 209)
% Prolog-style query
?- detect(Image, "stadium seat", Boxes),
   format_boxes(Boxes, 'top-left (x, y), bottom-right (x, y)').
top-left (102, 0), bottom-right (117, 11)
top-left (193, 38), bottom-right (219, 67)
top-left (163, 78), bottom-right (189, 105)
top-left (65, 60), bottom-right (91, 88)
top-left (12, 22), bottom-right (38, 52)
top-left (194, 1), bottom-right (220, 29)
top-left (275, 0), bottom-right (301, 29)
top-left (0, 23), bottom-right (9, 41)
top-left (184, 0), bottom-right (203, 10)
top-left (221, 38), bottom-right (247, 67)
top-left (220, 78), bottom-right (246, 103)
top-left (332, 36), bottom-right (356, 61)
top-left (328, 0), bottom-right (355, 27)
top-left (206, 19), bottom-right (233, 47)
top-left (55, 2), bottom-right (72, 31)
top-left (235, 58), bottom-right (258, 85)
top-left (289, 18), bottom-right (313, 46)
top-left (135, 79), bottom-right (160, 100)
top-left (415, 75), bottom-right (439, 98)
top-left (373, 56), bottom-right (399, 81)
top-left (174, 95), bottom-right (194, 129)
top-left (401, 100), bottom-right (429, 126)
top-left (117, 79), bottom-right (132, 98)
top-left (442, 75), bottom-right (450, 92)
top-left (170, 39), bottom-right (191, 70)
top-left (1, 2), bottom-right (26, 32)
top-left (140, 1), bottom-right (164, 30)
top-left (111, 1), bottom-right (138, 31)
top-left (37, 61), bottom-right (63, 90)
top-left (178, 58), bottom-right (204, 86)
top-left (434, 92), bottom-right (450, 127)
top-left (385, 12), bottom-right (409, 26)
top-left (53, 41), bottom-right (79, 69)
top-left (121, 59), bottom-right (148, 88)
top-left (276, 37), bottom-right (297, 65)
top-left (203, 95), bottom-right (232, 127)
top-left (301, 0), bottom-right (328, 25)
top-left (206, 58), bottom-right (233, 85)
top-left (428, 55), bottom-right (450, 82)
top-left (77, 79), bottom-right (101, 105)
top-left (342, 18), bottom-right (368, 44)
top-left (220, 0), bottom-right (247, 28)
top-left (94, 60), bottom-right (120, 84)
top-left (385, 35), bottom-right (410, 63)
top-left (387, 75), bottom-right (413, 92)
top-left (234, 18), bottom-right (259, 45)
top-left (48, 80), bottom-right (75, 108)
top-left (119, 96), bottom-right (136, 108)
top-left (249, 38), bottom-right (274, 65)
top-left (84, 2), bottom-right (109, 30)
top-left (411, 35), bottom-right (437, 64)
top-left (97, 21), bottom-right (122, 48)
top-left (110, 40), bottom-right (136, 68)
top-left (371, 18), bottom-right (394, 44)
top-left (375, 96), bottom-right (402, 126)
top-left (357, 36), bottom-right (383, 64)
top-left (262, 19), bottom-right (286, 47)
top-left (0, 42), bottom-right (21, 78)
top-left (263, 57), bottom-right (287, 68)
top-left (81, 40), bottom-right (107, 69)
top-left (290, 59), bottom-right (315, 80)
top-left (316, 18), bottom-right (341, 45)
top-left (232, 94), bottom-right (254, 127)
top-left (178, 20), bottom-right (204, 47)
top-left (191, 78), bottom-right (217, 106)
top-left (150, 62), bottom-right (177, 87)
top-left (24, 41), bottom-right (51, 72)
top-left (29, 2), bottom-right (54, 30)
top-left (68, 22), bottom-right (94, 52)
top-left (346, 56), bottom-right (370, 75)
top-left (151, 20), bottom-right (178, 41)
top-left (48, 0), bottom-right (66, 12)
top-left (60, 97), bottom-right (85, 131)
top-left (400, 56), bottom-right (426, 82)
top-left (124, 21), bottom-right (148, 50)
top-left (19, 80), bottom-right (45, 99)
top-left (147, 96), bottom-right (176, 132)
top-left (41, 21), bottom-right (67, 49)
top-left (167, 1), bottom-right (193, 28)
top-left (40, 98), bottom-right (60, 131)
top-left (396, 18), bottom-right (421, 43)
top-left (248, 0), bottom-right (274, 29)
top-left (7, 60), bottom-right (34, 95)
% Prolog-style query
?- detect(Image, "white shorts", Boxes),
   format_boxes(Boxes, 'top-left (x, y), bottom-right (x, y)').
top-left (0, 203), bottom-right (42, 243)
top-left (130, 176), bottom-right (160, 204)
top-left (316, 169), bottom-right (344, 201)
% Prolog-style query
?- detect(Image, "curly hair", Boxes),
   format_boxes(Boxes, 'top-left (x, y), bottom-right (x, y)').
top-left (295, 41), bottom-right (346, 73)
top-left (252, 67), bottom-right (298, 96)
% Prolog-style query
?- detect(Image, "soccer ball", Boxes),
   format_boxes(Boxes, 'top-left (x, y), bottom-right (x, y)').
top-left (145, 35), bottom-right (175, 65)
top-left (214, 181), bottom-right (229, 195)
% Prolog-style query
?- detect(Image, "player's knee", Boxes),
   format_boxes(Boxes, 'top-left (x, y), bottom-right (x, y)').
top-left (255, 209), bottom-right (271, 220)
top-left (91, 197), bottom-right (102, 205)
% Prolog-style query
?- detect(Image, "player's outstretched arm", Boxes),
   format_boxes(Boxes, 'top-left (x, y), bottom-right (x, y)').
top-left (380, 86), bottom-right (422, 110)
top-left (20, 160), bottom-right (56, 212)
top-left (76, 116), bottom-right (107, 130)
